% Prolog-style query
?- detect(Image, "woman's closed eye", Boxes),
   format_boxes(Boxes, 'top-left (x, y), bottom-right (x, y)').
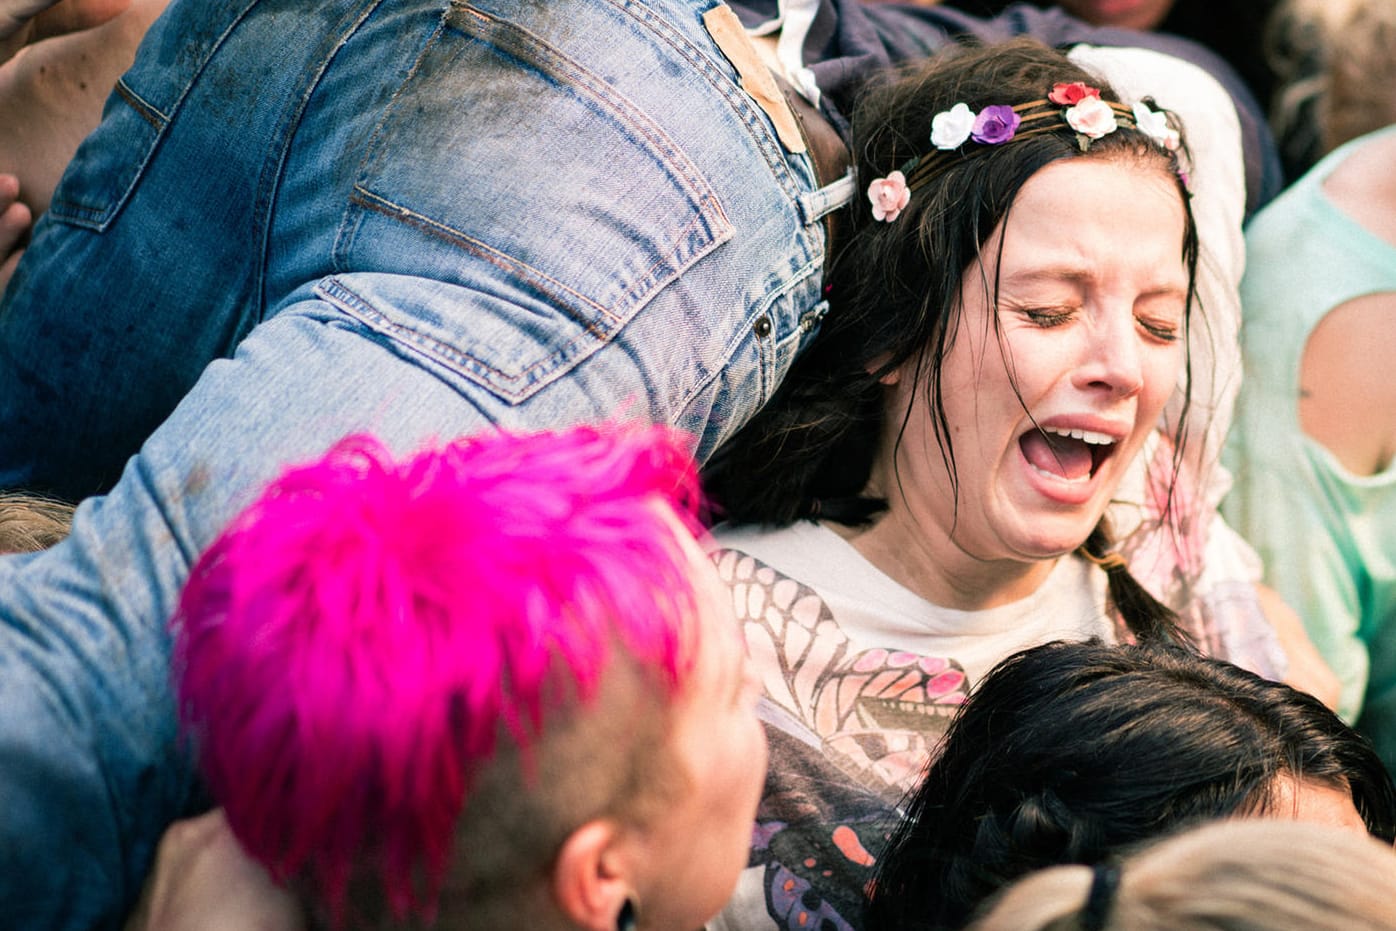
top-left (1015, 306), bottom-right (1076, 328)
top-left (1135, 314), bottom-right (1180, 342)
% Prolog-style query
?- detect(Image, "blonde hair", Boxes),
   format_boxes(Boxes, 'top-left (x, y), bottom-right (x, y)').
top-left (1269, 0), bottom-right (1396, 158)
top-left (0, 492), bottom-right (75, 553)
top-left (968, 819), bottom-right (1396, 931)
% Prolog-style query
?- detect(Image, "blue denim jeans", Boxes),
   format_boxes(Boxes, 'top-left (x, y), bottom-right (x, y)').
top-left (0, 0), bottom-right (839, 925)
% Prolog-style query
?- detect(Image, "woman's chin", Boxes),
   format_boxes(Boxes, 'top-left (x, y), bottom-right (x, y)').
top-left (1000, 514), bottom-right (1106, 563)
top-left (1000, 479), bottom-right (1111, 558)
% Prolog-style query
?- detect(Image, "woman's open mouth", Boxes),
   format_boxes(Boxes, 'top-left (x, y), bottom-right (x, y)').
top-left (1019, 426), bottom-right (1117, 484)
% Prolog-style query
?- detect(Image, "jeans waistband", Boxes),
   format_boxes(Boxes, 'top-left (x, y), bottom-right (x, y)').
top-left (772, 71), bottom-right (850, 268)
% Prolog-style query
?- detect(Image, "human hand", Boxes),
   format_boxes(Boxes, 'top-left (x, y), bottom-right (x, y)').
top-left (0, 0), bottom-right (130, 62)
top-left (1257, 582), bottom-right (1343, 711)
top-left (124, 809), bottom-right (306, 931)
top-left (0, 173), bottom-right (29, 294)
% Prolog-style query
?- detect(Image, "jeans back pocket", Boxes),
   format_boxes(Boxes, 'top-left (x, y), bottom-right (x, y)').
top-left (332, 1), bottom-right (734, 404)
top-left (48, 0), bottom-right (263, 231)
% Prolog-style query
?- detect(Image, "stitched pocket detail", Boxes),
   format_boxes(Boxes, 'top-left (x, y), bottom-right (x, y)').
top-left (47, 0), bottom-right (261, 230)
top-left (331, 2), bottom-right (733, 403)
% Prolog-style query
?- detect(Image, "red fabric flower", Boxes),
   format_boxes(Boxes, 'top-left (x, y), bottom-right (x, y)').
top-left (1048, 82), bottom-right (1101, 106)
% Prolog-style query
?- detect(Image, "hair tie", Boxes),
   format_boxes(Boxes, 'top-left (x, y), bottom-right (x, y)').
top-left (1080, 862), bottom-right (1121, 931)
top-left (1083, 549), bottom-right (1128, 574)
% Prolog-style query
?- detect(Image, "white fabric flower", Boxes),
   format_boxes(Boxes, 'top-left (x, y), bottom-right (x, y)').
top-left (1132, 101), bottom-right (1180, 150)
top-left (930, 102), bottom-right (976, 150)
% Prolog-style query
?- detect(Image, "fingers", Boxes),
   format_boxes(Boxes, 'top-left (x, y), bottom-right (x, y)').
top-left (0, 174), bottom-right (31, 295)
top-left (0, 0), bottom-right (61, 42)
top-left (28, 0), bottom-right (132, 42)
top-left (0, 0), bottom-right (130, 61)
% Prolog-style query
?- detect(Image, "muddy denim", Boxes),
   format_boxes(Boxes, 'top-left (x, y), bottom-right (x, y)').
top-left (0, 0), bottom-right (837, 925)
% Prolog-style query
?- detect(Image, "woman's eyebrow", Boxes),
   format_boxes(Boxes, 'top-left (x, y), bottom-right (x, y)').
top-left (1003, 266), bottom-right (1188, 298)
top-left (1000, 266), bottom-right (1093, 286)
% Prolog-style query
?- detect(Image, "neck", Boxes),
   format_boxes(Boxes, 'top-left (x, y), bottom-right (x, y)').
top-left (838, 510), bottom-right (1059, 611)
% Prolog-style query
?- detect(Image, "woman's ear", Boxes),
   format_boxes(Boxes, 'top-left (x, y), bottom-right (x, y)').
top-left (551, 819), bottom-right (637, 931)
top-left (867, 352), bottom-right (901, 386)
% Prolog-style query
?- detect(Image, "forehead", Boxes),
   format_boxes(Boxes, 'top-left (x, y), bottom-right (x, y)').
top-left (1268, 776), bottom-right (1368, 834)
top-left (989, 156), bottom-right (1189, 287)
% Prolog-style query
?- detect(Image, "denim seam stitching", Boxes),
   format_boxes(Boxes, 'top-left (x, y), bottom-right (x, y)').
top-left (112, 81), bottom-right (167, 130)
top-left (48, 0), bottom-right (261, 227)
top-left (349, 2), bottom-right (736, 331)
top-left (454, 3), bottom-right (730, 233)
top-left (333, 3), bottom-right (446, 273)
top-left (347, 187), bottom-right (617, 336)
top-left (254, 0), bottom-right (390, 324)
top-left (315, 276), bottom-right (595, 392)
top-left (603, 0), bottom-right (799, 200)
top-left (676, 250), bottom-right (821, 414)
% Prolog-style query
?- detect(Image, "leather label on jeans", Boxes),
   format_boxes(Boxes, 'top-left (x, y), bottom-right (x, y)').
top-left (703, 5), bottom-right (806, 154)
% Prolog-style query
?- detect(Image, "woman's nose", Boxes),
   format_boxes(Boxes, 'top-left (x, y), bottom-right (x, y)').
top-left (1073, 310), bottom-right (1144, 397)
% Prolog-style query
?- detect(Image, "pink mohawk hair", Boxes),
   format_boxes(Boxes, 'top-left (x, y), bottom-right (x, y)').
top-left (172, 424), bottom-right (706, 925)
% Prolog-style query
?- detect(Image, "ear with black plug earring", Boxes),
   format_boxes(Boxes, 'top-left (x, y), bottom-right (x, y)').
top-left (617, 897), bottom-right (637, 931)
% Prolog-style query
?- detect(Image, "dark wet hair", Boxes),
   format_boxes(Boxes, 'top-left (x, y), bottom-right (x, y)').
top-left (862, 640), bottom-right (1396, 931)
top-left (703, 38), bottom-right (1197, 642)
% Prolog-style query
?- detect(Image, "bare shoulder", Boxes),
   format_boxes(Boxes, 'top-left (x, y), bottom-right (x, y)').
top-left (1321, 132), bottom-right (1396, 250)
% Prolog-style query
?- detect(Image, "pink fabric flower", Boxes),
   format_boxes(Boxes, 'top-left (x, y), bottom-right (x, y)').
top-left (971, 105), bottom-right (1021, 145)
top-left (1048, 82), bottom-right (1100, 106)
top-left (930, 102), bottom-right (976, 150)
top-left (867, 170), bottom-right (910, 222)
top-left (1065, 95), bottom-right (1119, 139)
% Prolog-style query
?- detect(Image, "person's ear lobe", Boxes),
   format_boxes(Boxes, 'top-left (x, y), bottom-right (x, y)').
top-left (551, 819), bottom-right (638, 931)
top-left (867, 352), bottom-right (901, 386)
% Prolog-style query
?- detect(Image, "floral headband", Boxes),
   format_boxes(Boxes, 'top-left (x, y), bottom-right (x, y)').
top-left (867, 82), bottom-right (1183, 222)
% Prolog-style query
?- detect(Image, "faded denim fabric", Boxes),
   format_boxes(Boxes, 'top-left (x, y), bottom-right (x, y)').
top-left (0, 0), bottom-right (839, 926)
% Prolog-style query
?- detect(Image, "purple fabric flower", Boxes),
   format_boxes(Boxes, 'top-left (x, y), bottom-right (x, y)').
top-left (970, 105), bottom-right (1021, 145)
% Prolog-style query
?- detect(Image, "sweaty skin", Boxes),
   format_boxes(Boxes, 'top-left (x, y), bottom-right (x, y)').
top-left (0, 0), bottom-right (166, 212)
top-left (851, 156), bottom-right (1188, 612)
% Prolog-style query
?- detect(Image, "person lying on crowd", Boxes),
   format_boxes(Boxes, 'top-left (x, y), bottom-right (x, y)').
top-left (0, 1), bottom-right (1288, 926)
top-left (865, 640), bottom-right (1396, 931)
top-left (131, 424), bottom-right (766, 930)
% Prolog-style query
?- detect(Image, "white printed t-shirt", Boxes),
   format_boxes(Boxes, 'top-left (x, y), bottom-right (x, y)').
top-left (708, 520), bottom-right (1114, 931)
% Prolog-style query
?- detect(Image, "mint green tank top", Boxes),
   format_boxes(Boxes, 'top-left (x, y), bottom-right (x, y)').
top-left (1224, 125), bottom-right (1396, 770)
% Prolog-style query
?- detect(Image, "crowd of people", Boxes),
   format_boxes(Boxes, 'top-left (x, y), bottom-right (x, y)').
top-left (1, 0), bottom-right (1394, 929)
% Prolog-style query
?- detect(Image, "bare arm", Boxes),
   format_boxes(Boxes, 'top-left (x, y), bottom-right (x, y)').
top-left (1300, 131), bottom-right (1396, 476)
top-left (1255, 581), bottom-right (1342, 710)
top-left (0, 0), bottom-right (167, 215)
